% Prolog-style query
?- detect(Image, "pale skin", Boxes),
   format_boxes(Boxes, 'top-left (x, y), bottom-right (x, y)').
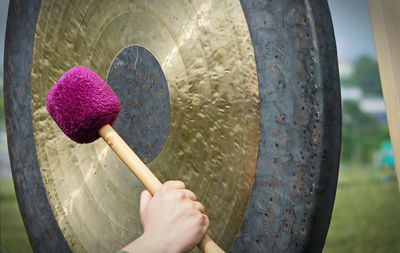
top-left (120, 180), bottom-right (210, 253)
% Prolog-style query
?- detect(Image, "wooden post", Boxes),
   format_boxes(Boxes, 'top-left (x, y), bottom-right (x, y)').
top-left (368, 0), bottom-right (400, 188)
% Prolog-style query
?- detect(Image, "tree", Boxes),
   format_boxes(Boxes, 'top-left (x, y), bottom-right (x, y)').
top-left (349, 55), bottom-right (382, 95)
top-left (341, 100), bottom-right (389, 164)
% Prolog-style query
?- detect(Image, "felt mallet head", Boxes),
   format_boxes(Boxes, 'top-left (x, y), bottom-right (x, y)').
top-left (45, 66), bottom-right (120, 143)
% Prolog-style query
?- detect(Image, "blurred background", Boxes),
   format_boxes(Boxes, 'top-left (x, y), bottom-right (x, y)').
top-left (0, 0), bottom-right (398, 252)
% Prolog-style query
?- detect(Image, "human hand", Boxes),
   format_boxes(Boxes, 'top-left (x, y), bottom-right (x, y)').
top-left (121, 180), bottom-right (209, 253)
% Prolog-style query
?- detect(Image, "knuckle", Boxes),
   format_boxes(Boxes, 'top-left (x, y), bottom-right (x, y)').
top-left (203, 214), bottom-right (210, 226)
top-left (173, 191), bottom-right (185, 200)
top-left (177, 180), bottom-right (185, 188)
top-left (164, 181), bottom-right (174, 188)
top-left (187, 201), bottom-right (195, 210)
top-left (189, 190), bottom-right (197, 200)
top-left (178, 191), bottom-right (186, 199)
top-left (195, 212), bottom-right (204, 222)
top-left (180, 200), bottom-right (193, 212)
top-left (197, 201), bottom-right (204, 209)
top-left (195, 201), bottom-right (205, 212)
top-left (160, 184), bottom-right (169, 192)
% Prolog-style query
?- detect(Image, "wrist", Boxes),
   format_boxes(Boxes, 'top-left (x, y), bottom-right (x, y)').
top-left (121, 233), bottom-right (169, 253)
top-left (141, 232), bottom-right (179, 253)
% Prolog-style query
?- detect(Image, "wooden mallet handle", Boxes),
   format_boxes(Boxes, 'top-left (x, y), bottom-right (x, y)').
top-left (98, 124), bottom-right (225, 253)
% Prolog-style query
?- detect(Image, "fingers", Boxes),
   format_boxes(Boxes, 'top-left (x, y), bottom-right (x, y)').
top-left (193, 202), bottom-right (208, 228)
top-left (202, 213), bottom-right (210, 228)
top-left (193, 201), bottom-right (206, 214)
top-left (139, 190), bottom-right (152, 217)
top-left (161, 181), bottom-right (197, 201)
top-left (163, 180), bottom-right (185, 190)
top-left (181, 189), bottom-right (197, 201)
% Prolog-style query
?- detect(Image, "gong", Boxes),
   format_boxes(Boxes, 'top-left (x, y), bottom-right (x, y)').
top-left (4, 0), bottom-right (341, 252)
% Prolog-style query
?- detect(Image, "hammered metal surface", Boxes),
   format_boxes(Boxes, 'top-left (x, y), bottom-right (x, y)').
top-left (30, 1), bottom-right (259, 252)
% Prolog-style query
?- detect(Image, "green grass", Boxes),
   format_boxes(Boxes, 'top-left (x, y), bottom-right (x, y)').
top-left (0, 179), bottom-right (32, 253)
top-left (0, 167), bottom-right (399, 253)
top-left (324, 166), bottom-right (400, 253)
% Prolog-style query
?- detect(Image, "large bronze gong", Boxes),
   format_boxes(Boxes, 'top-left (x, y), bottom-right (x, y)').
top-left (4, 0), bottom-right (341, 252)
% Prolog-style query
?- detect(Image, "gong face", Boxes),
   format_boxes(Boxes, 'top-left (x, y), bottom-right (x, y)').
top-left (5, 0), bottom-right (341, 252)
top-left (30, 0), bottom-right (259, 251)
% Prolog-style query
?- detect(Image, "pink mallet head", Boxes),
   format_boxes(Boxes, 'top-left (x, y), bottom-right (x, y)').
top-left (46, 66), bottom-right (120, 143)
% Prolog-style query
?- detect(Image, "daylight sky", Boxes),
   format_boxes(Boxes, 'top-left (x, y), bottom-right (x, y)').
top-left (328, 0), bottom-right (376, 61)
top-left (0, 0), bottom-right (377, 81)
top-left (0, 0), bottom-right (9, 80)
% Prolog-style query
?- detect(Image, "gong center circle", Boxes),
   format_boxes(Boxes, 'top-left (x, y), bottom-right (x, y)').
top-left (107, 45), bottom-right (170, 163)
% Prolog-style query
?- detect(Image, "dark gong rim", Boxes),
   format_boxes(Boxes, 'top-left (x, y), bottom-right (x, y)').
top-left (233, 0), bottom-right (341, 252)
top-left (4, 0), bottom-right (340, 252)
top-left (4, 0), bottom-right (71, 252)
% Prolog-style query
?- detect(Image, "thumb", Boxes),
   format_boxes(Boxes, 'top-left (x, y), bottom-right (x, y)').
top-left (139, 190), bottom-right (152, 218)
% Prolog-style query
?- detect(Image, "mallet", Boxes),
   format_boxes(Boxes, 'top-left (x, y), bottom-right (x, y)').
top-left (45, 66), bottom-right (224, 253)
